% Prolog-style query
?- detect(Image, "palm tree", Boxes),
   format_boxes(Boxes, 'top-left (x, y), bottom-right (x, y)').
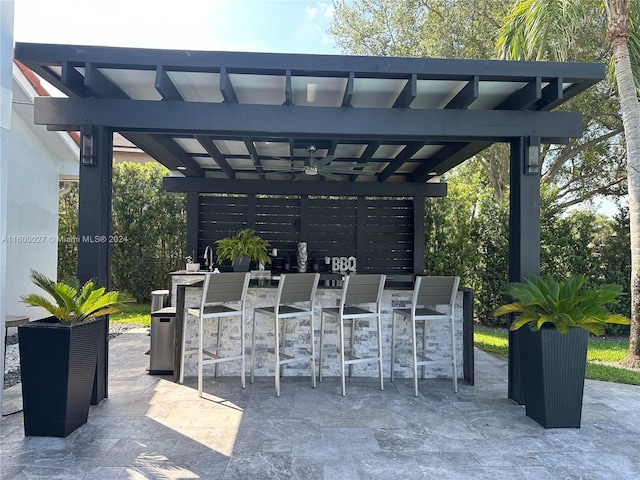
top-left (21, 270), bottom-right (124, 324)
top-left (498, 0), bottom-right (640, 368)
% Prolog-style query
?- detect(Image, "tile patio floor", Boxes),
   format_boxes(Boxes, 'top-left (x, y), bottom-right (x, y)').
top-left (1, 328), bottom-right (639, 479)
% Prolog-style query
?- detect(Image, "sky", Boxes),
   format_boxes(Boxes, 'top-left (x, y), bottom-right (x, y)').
top-left (13, 0), bottom-right (343, 55)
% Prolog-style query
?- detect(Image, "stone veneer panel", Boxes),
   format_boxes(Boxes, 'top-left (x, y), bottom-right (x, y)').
top-left (170, 274), bottom-right (463, 380)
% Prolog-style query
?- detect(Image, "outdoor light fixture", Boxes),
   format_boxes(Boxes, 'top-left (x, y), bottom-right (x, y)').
top-left (525, 136), bottom-right (540, 175)
top-left (80, 126), bottom-right (95, 165)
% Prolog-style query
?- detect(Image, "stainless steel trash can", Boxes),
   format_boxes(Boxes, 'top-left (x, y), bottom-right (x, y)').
top-left (149, 307), bottom-right (176, 375)
top-left (151, 289), bottom-right (169, 313)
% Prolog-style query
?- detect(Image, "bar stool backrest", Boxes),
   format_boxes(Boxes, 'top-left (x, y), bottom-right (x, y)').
top-left (278, 273), bottom-right (320, 305)
top-left (414, 276), bottom-right (460, 311)
top-left (202, 272), bottom-right (251, 306)
top-left (343, 274), bottom-right (386, 307)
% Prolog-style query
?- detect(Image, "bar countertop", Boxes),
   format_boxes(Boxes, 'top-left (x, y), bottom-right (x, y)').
top-left (169, 270), bottom-right (414, 289)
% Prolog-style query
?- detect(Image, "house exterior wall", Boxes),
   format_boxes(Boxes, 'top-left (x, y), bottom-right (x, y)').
top-left (5, 112), bottom-right (61, 319)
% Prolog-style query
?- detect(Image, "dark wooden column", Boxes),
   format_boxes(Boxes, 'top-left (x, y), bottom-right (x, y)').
top-left (78, 125), bottom-right (113, 287)
top-left (413, 195), bottom-right (425, 274)
top-left (508, 136), bottom-right (541, 404)
top-left (77, 125), bottom-right (113, 404)
top-left (186, 192), bottom-right (199, 260)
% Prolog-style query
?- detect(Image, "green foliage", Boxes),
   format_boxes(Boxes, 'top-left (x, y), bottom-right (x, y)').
top-left (110, 162), bottom-right (187, 302)
top-left (21, 270), bottom-right (127, 324)
top-left (58, 182), bottom-right (79, 279)
top-left (215, 228), bottom-right (271, 266)
top-left (57, 163), bottom-right (187, 302)
top-left (110, 303), bottom-right (151, 328)
top-left (495, 274), bottom-right (630, 335)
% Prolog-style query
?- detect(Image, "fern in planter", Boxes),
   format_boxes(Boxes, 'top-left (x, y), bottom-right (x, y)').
top-left (215, 228), bottom-right (271, 267)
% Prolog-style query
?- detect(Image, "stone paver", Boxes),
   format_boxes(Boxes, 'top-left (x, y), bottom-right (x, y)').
top-left (1, 328), bottom-right (639, 479)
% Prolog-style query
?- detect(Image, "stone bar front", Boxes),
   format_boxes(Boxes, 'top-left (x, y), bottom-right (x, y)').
top-left (169, 272), bottom-right (472, 384)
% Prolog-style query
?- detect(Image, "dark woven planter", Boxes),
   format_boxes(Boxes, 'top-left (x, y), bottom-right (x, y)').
top-left (519, 326), bottom-right (589, 428)
top-left (18, 317), bottom-right (101, 437)
top-left (91, 315), bottom-right (107, 405)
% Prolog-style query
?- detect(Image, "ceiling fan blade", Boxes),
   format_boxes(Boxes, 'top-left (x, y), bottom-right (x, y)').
top-left (324, 168), bottom-right (378, 176)
top-left (318, 170), bottom-right (345, 181)
top-left (314, 155), bottom-right (337, 169)
top-left (292, 171), bottom-right (307, 182)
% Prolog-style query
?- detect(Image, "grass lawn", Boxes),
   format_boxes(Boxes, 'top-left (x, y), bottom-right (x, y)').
top-left (474, 326), bottom-right (640, 386)
top-left (110, 303), bottom-right (151, 327)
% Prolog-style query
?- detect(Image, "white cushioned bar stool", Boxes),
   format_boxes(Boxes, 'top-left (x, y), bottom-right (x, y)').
top-left (390, 275), bottom-right (460, 396)
top-left (183, 272), bottom-right (251, 397)
top-left (250, 273), bottom-right (320, 397)
top-left (318, 274), bottom-right (386, 396)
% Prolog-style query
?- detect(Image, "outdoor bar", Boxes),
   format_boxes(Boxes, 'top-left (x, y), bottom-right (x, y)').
top-left (13, 42), bottom-right (605, 401)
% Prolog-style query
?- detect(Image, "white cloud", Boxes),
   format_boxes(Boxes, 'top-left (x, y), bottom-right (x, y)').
top-left (305, 6), bottom-right (319, 19)
top-left (318, 1), bottom-right (334, 17)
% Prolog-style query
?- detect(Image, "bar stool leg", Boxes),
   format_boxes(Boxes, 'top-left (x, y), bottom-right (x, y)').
top-left (318, 311), bottom-right (325, 382)
top-left (339, 314), bottom-right (346, 397)
top-left (250, 311), bottom-right (257, 385)
top-left (390, 312), bottom-right (396, 382)
top-left (450, 317), bottom-right (458, 393)
top-left (198, 314), bottom-right (204, 397)
top-left (411, 316), bottom-right (419, 397)
top-left (376, 312), bottom-right (384, 391)
top-left (309, 313), bottom-right (316, 388)
top-left (421, 319), bottom-right (427, 380)
top-left (214, 316), bottom-right (222, 378)
top-left (180, 308), bottom-right (188, 384)
top-left (240, 312), bottom-right (246, 389)
top-left (348, 318), bottom-right (355, 378)
top-left (274, 313), bottom-right (281, 397)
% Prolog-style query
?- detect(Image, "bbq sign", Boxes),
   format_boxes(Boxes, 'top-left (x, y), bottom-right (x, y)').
top-left (328, 256), bottom-right (357, 273)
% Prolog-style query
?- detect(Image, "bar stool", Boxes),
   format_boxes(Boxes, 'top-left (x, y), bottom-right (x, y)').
top-left (183, 272), bottom-right (250, 397)
top-left (318, 274), bottom-right (386, 396)
top-left (250, 273), bottom-right (320, 397)
top-left (390, 275), bottom-right (460, 396)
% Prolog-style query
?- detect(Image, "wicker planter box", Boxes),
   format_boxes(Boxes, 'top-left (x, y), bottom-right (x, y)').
top-left (18, 317), bottom-right (102, 437)
top-left (519, 326), bottom-right (589, 428)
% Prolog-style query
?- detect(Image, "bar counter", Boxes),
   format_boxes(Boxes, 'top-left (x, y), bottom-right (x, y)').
top-left (168, 271), bottom-right (474, 385)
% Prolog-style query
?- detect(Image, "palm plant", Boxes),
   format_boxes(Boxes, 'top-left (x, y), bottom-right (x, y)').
top-left (21, 270), bottom-right (125, 324)
top-left (497, 0), bottom-right (640, 368)
top-left (495, 274), bottom-right (630, 335)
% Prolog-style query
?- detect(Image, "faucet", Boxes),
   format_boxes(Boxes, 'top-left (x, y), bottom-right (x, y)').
top-left (203, 246), bottom-right (214, 271)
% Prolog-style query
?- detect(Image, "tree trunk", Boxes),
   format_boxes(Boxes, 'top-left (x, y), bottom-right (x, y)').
top-left (607, 3), bottom-right (640, 367)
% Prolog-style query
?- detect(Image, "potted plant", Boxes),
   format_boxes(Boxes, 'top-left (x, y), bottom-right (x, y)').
top-left (18, 270), bottom-right (126, 437)
top-left (215, 228), bottom-right (271, 271)
top-left (495, 274), bottom-right (630, 428)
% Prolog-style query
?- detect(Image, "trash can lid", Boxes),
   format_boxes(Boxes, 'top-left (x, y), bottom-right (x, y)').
top-left (151, 289), bottom-right (169, 295)
top-left (151, 306), bottom-right (177, 317)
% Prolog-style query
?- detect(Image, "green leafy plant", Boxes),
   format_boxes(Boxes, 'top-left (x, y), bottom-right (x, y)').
top-left (21, 270), bottom-right (127, 324)
top-left (215, 228), bottom-right (271, 266)
top-left (494, 274), bottom-right (630, 335)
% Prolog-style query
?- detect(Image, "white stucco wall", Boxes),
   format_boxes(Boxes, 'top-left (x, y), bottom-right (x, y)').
top-left (3, 62), bottom-right (79, 320)
top-left (5, 112), bottom-right (62, 319)
top-left (1, 0), bottom-right (15, 415)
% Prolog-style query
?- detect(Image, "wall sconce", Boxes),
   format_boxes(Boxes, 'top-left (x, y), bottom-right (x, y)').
top-left (81, 127), bottom-right (95, 165)
top-left (525, 136), bottom-right (540, 175)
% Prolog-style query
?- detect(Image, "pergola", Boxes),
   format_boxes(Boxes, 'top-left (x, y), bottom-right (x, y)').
top-left (14, 42), bottom-right (605, 403)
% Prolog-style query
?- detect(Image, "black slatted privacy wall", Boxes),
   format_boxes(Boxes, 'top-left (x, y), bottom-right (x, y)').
top-left (196, 194), bottom-right (416, 275)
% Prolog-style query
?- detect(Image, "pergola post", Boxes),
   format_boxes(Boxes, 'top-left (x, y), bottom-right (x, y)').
top-left (77, 125), bottom-right (113, 404)
top-left (507, 136), bottom-right (541, 404)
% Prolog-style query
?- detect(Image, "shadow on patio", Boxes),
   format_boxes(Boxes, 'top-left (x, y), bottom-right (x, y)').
top-left (2, 328), bottom-right (639, 479)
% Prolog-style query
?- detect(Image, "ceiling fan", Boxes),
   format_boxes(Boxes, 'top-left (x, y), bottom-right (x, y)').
top-left (264, 145), bottom-right (378, 181)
